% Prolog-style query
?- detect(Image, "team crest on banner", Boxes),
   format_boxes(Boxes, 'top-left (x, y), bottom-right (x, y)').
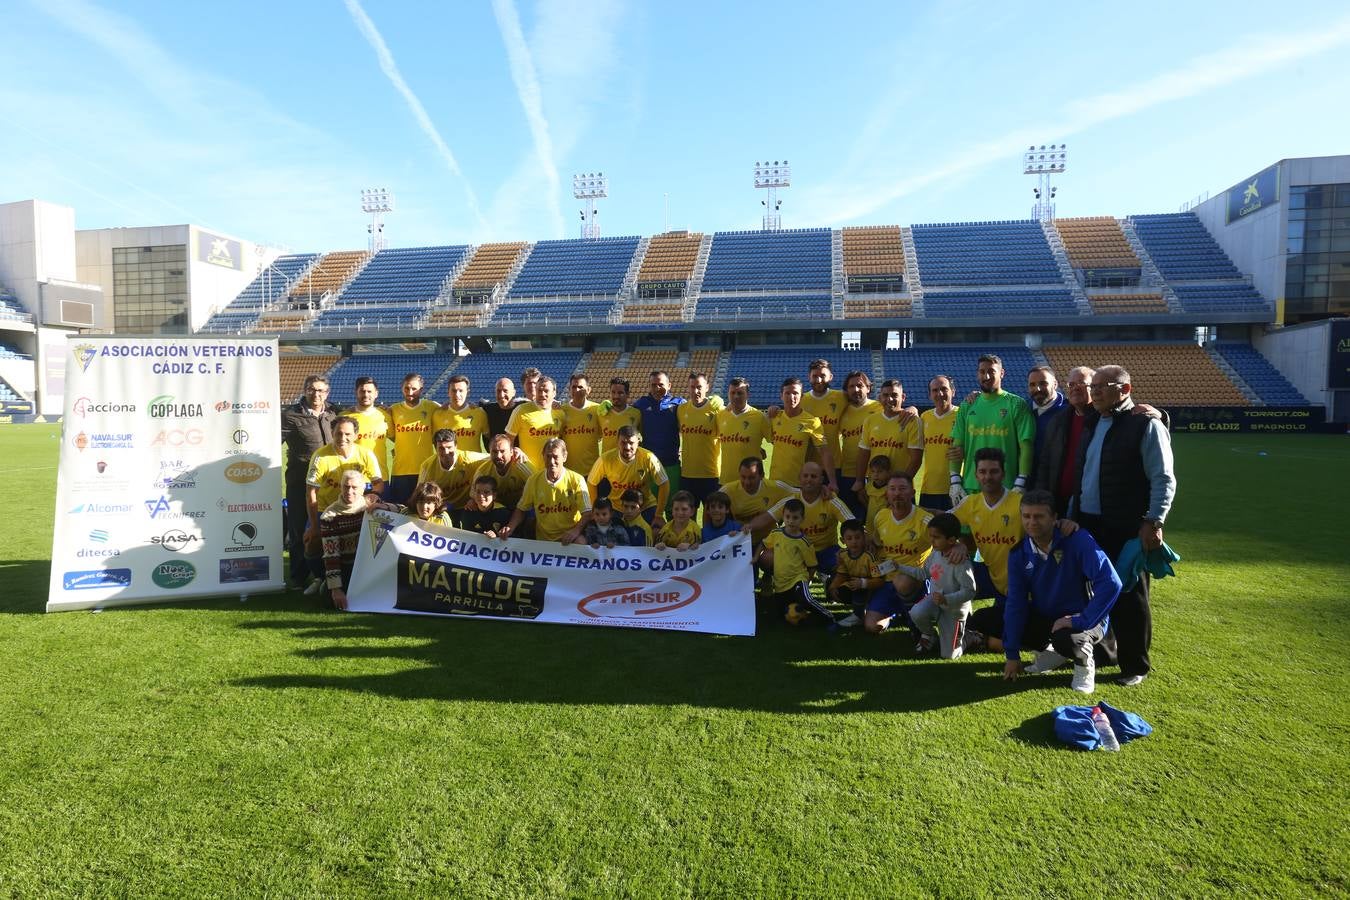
top-left (368, 510), bottom-right (398, 557)
top-left (72, 343), bottom-right (97, 373)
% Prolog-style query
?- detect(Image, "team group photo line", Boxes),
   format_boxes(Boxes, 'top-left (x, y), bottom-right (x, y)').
top-left (286, 352), bottom-right (1175, 695)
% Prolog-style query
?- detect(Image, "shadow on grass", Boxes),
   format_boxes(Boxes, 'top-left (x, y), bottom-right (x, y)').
top-left (0, 560), bottom-right (53, 614)
top-left (232, 612), bottom-right (1044, 714)
top-left (1007, 710), bottom-right (1069, 749)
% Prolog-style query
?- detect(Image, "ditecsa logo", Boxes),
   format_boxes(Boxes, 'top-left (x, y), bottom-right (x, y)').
top-left (576, 577), bottom-right (702, 619)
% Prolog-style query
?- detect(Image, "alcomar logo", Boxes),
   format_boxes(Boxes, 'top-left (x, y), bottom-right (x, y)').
top-left (152, 559), bottom-right (196, 590)
top-left (576, 576), bottom-right (702, 619)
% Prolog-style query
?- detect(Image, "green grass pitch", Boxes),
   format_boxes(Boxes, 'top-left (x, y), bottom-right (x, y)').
top-left (1, 423), bottom-right (1347, 896)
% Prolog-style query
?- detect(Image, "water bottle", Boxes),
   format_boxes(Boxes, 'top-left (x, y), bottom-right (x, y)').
top-left (1090, 705), bottom-right (1120, 752)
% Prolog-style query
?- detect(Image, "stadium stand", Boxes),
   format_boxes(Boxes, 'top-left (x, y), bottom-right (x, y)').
top-left (607, 349), bottom-right (721, 397)
top-left (922, 289), bottom-right (1078, 317)
top-left (0, 341), bottom-right (32, 359)
top-left (285, 251), bottom-right (369, 307)
top-left (0, 380), bottom-right (22, 402)
top-left (636, 232), bottom-right (702, 290)
top-left (842, 225), bottom-right (906, 293)
top-left (308, 246), bottom-right (469, 331)
top-left (322, 353), bottom-right (459, 406)
top-left (507, 236), bottom-right (640, 298)
top-left (423, 305), bottom-right (490, 329)
top-left (881, 346), bottom-right (1037, 399)
top-left (576, 351), bottom-right (623, 390)
top-left (201, 253), bottom-right (317, 332)
top-left (1087, 293), bottom-right (1169, 315)
top-left (1042, 343), bottom-right (1247, 406)
top-left (453, 242), bottom-right (528, 300)
top-left (723, 348), bottom-right (876, 407)
top-left (1210, 342), bottom-right (1308, 405)
top-left (701, 229), bottom-right (832, 292)
top-left (910, 221), bottom-right (1060, 286)
top-left (0, 290), bottom-right (32, 322)
top-left (1053, 217), bottom-right (1140, 269)
top-left (842, 296), bottom-right (913, 318)
top-left (1170, 283), bottom-right (1269, 314)
top-left (447, 351), bottom-right (583, 400)
top-left (1130, 213), bottom-right (1241, 280)
top-left (693, 294), bottom-right (833, 322)
top-left (278, 354), bottom-right (341, 404)
top-left (489, 299), bottom-right (616, 327)
top-left (620, 302), bottom-right (684, 324)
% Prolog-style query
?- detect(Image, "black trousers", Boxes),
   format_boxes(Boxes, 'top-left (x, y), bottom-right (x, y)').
top-left (1077, 512), bottom-right (1151, 677)
top-left (285, 478), bottom-right (311, 584)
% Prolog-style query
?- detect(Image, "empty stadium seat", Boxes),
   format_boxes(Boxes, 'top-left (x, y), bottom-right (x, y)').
top-left (508, 236), bottom-right (641, 298)
top-left (922, 289), bottom-right (1078, 317)
top-left (1054, 217), bottom-right (1140, 270)
top-left (323, 353), bottom-right (460, 406)
top-left (693, 295), bottom-right (833, 321)
top-left (448, 351), bottom-right (583, 400)
top-left (881, 346), bottom-right (1037, 400)
top-left (1087, 293), bottom-right (1169, 315)
top-left (910, 221), bottom-right (1060, 286)
top-left (200, 253), bottom-right (318, 332)
top-left (1210, 342), bottom-right (1307, 405)
top-left (278, 354), bottom-right (340, 404)
top-left (701, 229), bottom-right (832, 292)
top-left (1170, 284), bottom-right (1269, 314)
top-left (1042, 343), bottom-right (1247, 406)
top-left (1131, 213), bottom-right (1241, 280)
top-left (723, 348), bottom-right (876, 407)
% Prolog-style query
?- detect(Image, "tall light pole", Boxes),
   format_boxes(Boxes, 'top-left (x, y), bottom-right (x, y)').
top-left (754, 160), bottom-right (790, 231)
top-left (573, 172), bottom-right (607, 240)
top-left (1023, 144), bottom-right (1066, 222)
top-left (361, 187), bottom-right (394, 252)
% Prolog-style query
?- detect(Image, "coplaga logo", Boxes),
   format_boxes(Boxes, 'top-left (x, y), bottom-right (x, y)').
top-left (146, 395), bottom-right (204, 419)
top-left (224, 461), bottom-right (263, 483)
top-left (576, 576), bottom-right (703, 619)
top-left (151, 559), bottom-right (196, 589)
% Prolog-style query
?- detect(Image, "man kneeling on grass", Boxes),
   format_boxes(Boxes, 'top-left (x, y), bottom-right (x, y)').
top-left (1003, 490), bottom-right (1122, 694)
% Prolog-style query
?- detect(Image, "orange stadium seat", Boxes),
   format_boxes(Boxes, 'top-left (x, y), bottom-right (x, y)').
top-left (285, 250), bottom-right (370, 305)
top-left (1087, 293), bottom-right (1169, 315)
top-left (1053, 217), bottom-right (1140, 270)
top-left (1042, 343), bottom-right (1248, 406)
top-left (453, 242), bottom-right (528, 293)
top-left (278, 354), bottom-right (340, 404)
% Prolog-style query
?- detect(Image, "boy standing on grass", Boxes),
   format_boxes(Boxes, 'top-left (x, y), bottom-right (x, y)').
top-left (829, 519), bottom-right (883, 628)
top-left (655, 491), bottom-right (701, 550)
top-left (757, 498), bottom-right (820, 623)
top-left (909, 513), bottom-right (976, 658)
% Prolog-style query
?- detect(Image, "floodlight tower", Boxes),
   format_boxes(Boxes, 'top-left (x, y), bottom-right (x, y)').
top-left (755, 160), bottom-right (790, 231)
top-left (573, 172), bottom-right (608, 240)
top-left (1023, 144), bottom-right (1067, 222)
top-left (361, 187), bottom-right (394, 252)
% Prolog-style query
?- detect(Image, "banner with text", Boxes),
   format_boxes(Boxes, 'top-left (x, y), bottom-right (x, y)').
top-left (48, 336), bottom-right (283, 612)
top-left (346, 511), bottom-right (756, 636)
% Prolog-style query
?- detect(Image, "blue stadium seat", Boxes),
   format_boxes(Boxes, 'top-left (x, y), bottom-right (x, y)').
top-left (322, 353), bottom-right (459, 407)
top-left (910, 221), bottom-right (1060, 286)
top-left (200, 253), bottom-right (318, 332)
top-left (1131, 213), bottom-right (1241, 280)
top-left (335, 246), bottom-right (470, 306)
top-left (701, 229), bottom-right (832, 292)
top-left (1170, 284), bottom-right (1268, 314)
top-left (881, 346), bottom-right (1037, 400)
top-left (1211, 342), bottom-right (1307, 405)
top-left (922, 289), bottom-right (1078, 317)
top-left (447, 351), bottom-right (583, 402)
top-left (694, 295), bottom-right (833, 322)
top-left (722, 348), bottom-right (874, 406)
top-left (508, 237), bottom-right (641, 298)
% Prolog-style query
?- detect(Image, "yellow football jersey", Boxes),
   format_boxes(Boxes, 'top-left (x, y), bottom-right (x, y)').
top-left (919, 407), bottom-right (959, 495)
top-left (859, 410), bottom-right (924, 474)
top-left (506, 401), bottom-right (566, 469)
top-left (389, 399), bottom-right (441, 477)
top-left (954, 488), bottom-right (1022, 596)
top-left (864, 477), bottom-right (890, 536)
top-left (417, 449), bottom-right (489, 509)
top-left (656, 518), bottom-right (701, 548)
top-left (517, 467), bottom-right (591, 541)
top-left (715, 406), bottom-right (771, 484)
top-left (769, 489), bottom-right (853, 552)
top-left (306, 445), bottom-right (384, 510)
top-left (587, 447), bottom-right (668, 509)
top-left (431, 403), bottom-right (489, 453)
top-left (561, 401), bottom-right (603, 475)
top-left (677, 399), bottom-right (722, 479)
top-left (599, 403), bottom-right (643, 454)
top-left (872, 505), bottom-right (934, 572)
top-left (835, 549), bottom-right (881, 585)
top-left (801, 387), bottom-right (847, 461)
top-left (342, 406), bottom-right (391, 470)
top-left (763, 528), bottom-right (817, 593)
top-left (467, 457), bottom-right (534, 510)
top-left (721, 478), bottom-right (792, 525)
top-left (769, 410), bottom-right (824, 484)
top-left (838, 399), bottom-right (880, 479)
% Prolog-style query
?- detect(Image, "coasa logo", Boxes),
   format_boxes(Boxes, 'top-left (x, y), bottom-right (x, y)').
top-left (152, 559), bottom-right (196, 589)
top-left (146, 395), bottom-right (204, 418)
top-left (576, 576), bottom-right (702, 619)
top-left (225, 461), bottom-right (263, 483)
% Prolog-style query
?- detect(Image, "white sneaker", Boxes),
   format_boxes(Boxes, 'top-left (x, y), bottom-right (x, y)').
top-left (1071, 659), bottom-right (1096, 694)
top-left (835, 613), bottom-right (861, 628)
top-left (1024, 649), bottom-right (1068, 674)
top-left (1116, 674), bottom-right (1146, 687)
top-left (303, 579), bottom-right (322, 596)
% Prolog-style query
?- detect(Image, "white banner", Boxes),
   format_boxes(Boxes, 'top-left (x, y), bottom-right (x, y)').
top-left (346, 510), bottom-right (757, 636)
top-left (48, 336), bottom-right (283, 611)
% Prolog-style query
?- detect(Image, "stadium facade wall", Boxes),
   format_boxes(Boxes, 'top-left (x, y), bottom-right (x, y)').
top-left (1253, 317), bottom-right (1346, 420)
top-left (0, 199), bottom-right (82, 317)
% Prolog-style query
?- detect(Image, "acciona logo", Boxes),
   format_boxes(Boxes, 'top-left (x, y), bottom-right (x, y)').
top-left (576, 577), bottom-right (703, 619)
top-left (71, 397), bottom-right (136, 418)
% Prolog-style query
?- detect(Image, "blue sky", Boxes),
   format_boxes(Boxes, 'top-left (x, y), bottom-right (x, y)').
top-left (3, 0), bottom-right (1348, 252)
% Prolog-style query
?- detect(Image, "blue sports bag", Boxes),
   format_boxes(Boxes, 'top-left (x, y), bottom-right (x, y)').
top-left (1052, 701), bottom-right (1153, 751)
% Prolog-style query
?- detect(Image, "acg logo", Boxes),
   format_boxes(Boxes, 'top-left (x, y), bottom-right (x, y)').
top-left (225, 461), bottom-right (263, 483)
top-left (576, 577), bottom-right (702, 619)
top-left (150, 429), bottom-right (204, 447)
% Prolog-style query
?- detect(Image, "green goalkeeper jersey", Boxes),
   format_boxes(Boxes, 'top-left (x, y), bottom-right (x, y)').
top-left (949, 389), bottom-right (1035, 492)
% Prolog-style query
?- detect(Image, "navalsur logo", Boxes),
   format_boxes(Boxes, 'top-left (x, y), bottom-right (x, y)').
top-left (577, 576), bottom-right (703, 619)
top-left (151, 560), bottom-right (196, 589)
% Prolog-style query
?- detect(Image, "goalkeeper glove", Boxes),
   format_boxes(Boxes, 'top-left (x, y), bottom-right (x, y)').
top-left (948, 474), bottom-right (967, 507)
top-left (1013, 475), bottom-right (1026, 492)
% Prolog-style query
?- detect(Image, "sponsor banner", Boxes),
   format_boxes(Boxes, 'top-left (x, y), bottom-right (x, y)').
top-left (346, 510), bottom-right (756, 636)
top-left (1329, 320), bottom-right (1350, 391)
top-left (48, 336), bottom-right (284, 611)
top-left (1167, 406), bottom-right (1342, 434)
top-left (196, 230), bottom-right (242, 270)
top-left (1226, 164), bottom-right (1280, 224)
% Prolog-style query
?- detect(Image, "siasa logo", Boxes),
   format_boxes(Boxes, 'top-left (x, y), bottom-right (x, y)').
top-left (146, 395), bottom-right (204, 419)
top-left (224, 461), bottom-right (263, 483)
top-left (151, 530), bottom-right (201, 552)
top-left (576, 576), bottom-right (702, 619)
top-left (151, 559), bottom-right (196, 590)
top-left (72, 343), bottom-right (98, 373)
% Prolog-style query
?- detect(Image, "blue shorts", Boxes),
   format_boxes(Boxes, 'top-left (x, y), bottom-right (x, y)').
top-left (385, 474), bottom-right (419, 505)
top-left (973, 561), bottom-right (1006, 602)
top-left (814, 545), bottom-right (838, 576)
top-left (867, 582), bottom-right (925, 619)
top-left (682, 477), bottom-right (721, 506)
top-left (919, 492), bottom-right (953, 512)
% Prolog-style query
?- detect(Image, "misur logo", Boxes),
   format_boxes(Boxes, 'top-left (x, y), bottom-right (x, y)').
top-left (576, 576), bottom-right (702, 619)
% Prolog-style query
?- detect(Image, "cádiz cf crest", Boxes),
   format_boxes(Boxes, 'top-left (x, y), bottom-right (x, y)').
top-left (368, 510), bottom-right (399, 558)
